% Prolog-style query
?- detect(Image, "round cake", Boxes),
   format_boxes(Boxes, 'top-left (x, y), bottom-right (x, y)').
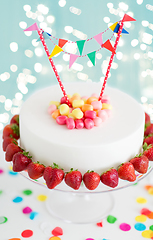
top-left (19, 82), bottom-right (145, 174)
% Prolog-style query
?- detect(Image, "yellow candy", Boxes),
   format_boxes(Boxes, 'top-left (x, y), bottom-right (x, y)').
top-left (102, 103), bottom-right (112, 110)
top-left (86, 97), bottom-right (98, 104)
top-left (72, 99), bottom-right (84, 108)
top-left (49, 101), bottom-right (60, 107)
top-left (82, 104), bottom-right (93, 112)
top-left (52, 109), bottom-right (60, 119)
top-left (59, 104), bottom-right (69, 115)
top-left (72, 93), bottom-right (80, 98)
top-left (68, 113), bottom-right (75, 119)
top-left (72, 108), bottom-right (83, 119)
top-left (82, 98), bottom-right (87, 104)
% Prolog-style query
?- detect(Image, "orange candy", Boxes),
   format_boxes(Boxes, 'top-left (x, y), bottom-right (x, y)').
top-left (52, 109), bottom-right (60, 119)
top-left (82, 104), bottom-right (94, 112)
top-left (86, 97), bottom-right (98, 104)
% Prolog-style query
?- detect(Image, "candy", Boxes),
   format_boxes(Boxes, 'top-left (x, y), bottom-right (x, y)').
top-left (60, 96), bottom-right (68, 105)
top-left (68, 113), bottom-right (75, 119)
top-left (52, 109), bottom-right (60, 119)
top-left (70, 94), bottom-right (81, 103)
top-left (72, 99), bottom-right (84, 108)
top-left (48, 104), bottom-right (57, 115)
top-left (84, 118), bottom-right (94, 129)
top-left (75, 119), bottom-right (84, 129)
top-left (59, 104), bottom-right (69, 115)
top-left (49, 101), bottom-right (60, 107)
top-left (66, 118), bottom-right (75, 129)
top-left (101, 99), bottom-right (110, 104)
top-left (56, 115), bottom-right (67, 125)
top-left (85, 110), bottom-right (96, 119)
top-left (72, 109), bottom-right (84, 119)
top-left (102, 103), bottom-right (112, 110)
top-left (86, 97), bottom-right (98, 104)
top-left (98, 110), bottom-right (108, 121)
top-left (91, 101), bottom-right (102, 110)
top-left (91, 93), bottom-right (99, 98)
top-left (93, 117), bottom-right (102, 126)
top-left (82, 104), bottom-right (93, 112)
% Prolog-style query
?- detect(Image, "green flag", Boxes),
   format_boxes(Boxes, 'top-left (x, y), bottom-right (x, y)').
top-left (87, 51), bottom-right (96, 66)
top-left (76, 40), bottom-right (86, 55)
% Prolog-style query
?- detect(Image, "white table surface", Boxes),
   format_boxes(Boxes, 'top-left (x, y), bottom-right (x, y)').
top-left (0, 135), bottom-right (153, 240)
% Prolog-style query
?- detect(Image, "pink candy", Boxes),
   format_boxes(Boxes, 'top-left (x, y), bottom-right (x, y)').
top-left (85, 110), bottom-right (96, 119)
top-left (56, 115), bottom-right (67, 125)
top-left (93, 117), bottom-right (102, 126)
top-left (91, 101), bottom-right (102, 110)
top-left (48, 104), bottom-right (57, 115)
top-left (98, 110), bottom-right (108, 121)
top-left (75, 119), bottom-right (84, 129)
top-left (84, 118), bottom-right (94, 129)
top-left (101, 99), bottom-right (110, 104)
top-left (66, 118), bottom-right (75, 129)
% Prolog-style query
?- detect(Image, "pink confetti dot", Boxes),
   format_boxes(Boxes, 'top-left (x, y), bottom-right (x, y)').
top-left (21, 229), bottom-right (33, 238)
top-left (52, 227), bottom-right (63, 236)
top-left (0, 169), bottom-right (4, 174)
top-left (22, 207), bottom-right (32, 214)
top-left (119, 223), bottom-right (131, 231)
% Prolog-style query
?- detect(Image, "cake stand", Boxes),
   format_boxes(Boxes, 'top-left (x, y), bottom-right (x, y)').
top-left (20, 163), bottom-right (153, 224)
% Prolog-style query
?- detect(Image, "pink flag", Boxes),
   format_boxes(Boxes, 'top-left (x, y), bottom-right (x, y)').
top-left (94, 33), bottom-right (103, 46)
top-left (24, 23), bottom-right (39, 31)
top-left (69, 54), bottom-right (79, 68)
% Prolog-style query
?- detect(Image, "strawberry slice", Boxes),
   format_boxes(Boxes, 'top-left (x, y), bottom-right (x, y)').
top-left (143, 135), bottom-right (153, 146)
top-left (100, 168), bottom-right (119, 188)
top-left (64, 168), bottom-right (82, 190)
top-left (3, 124), bottom-right (19, 140)
top-left (143, 143), bottom-right (153, 161)
top-left (5, 143), bottom-right (23, 162)
top-left (27, 161), bottom-right (45, 180)
top-left (2, 136), bottom-right (18, 151)
top-left (144, 124), bottom-right (153, 137)
top-left (10, 114), bottom-right (19, 126)
top-left (117, 162), bottom-right (136, 182)
top-left (130, 154), bottom-right (149, 174)
top-left (12, 151), bottom-right (32, 172)
top-left (43, 163), bottom-right (64, 189)
top-left (83, 171), bottom-right (100, 190)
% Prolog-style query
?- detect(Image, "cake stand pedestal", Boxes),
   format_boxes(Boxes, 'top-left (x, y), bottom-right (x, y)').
top-left (21, 163), bottom-right (153, 224)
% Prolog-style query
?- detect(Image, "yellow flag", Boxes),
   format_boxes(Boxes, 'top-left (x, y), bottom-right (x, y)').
top-left (49, 45), bottom-right (63, 59)
top-left (109, 22), bottom-right (118, 31)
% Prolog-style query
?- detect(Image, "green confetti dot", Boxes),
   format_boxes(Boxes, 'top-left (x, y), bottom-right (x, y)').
top-left (0, 190), bottom-right (3, 195)
top-left (107, 215), bottom-right (117, 224)
top-left (0, 216), bottom-right (8, 224)
top-left (149, 225), bottom-right (153, 231)
top-left (22, 189), bottom-right (33, 196)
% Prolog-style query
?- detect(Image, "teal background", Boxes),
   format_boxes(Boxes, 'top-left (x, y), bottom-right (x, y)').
top-left (0, 0), bottom-right (153, 130)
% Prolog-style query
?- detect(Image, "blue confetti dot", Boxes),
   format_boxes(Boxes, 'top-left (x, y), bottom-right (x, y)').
top-left (8, 171), bottom-right (18, 176)
top-left (13, 196), bottom-right (23, 203)
top-left (29, 211), bottom-right (38, 220)
top-left (134, 223), bottom-right (146, 231)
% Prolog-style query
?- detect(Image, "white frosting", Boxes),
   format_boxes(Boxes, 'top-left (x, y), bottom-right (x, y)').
top-left (20, 82), bottom-right (145, 174)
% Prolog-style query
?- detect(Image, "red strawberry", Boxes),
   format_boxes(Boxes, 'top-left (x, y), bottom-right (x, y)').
top-left (5, 143), bottom-right (23, 162)
top-left (10, 114), bottom-right (19, 126)
top-left (117, 162), bottom-right (136, 182)
top-left (100, 168), bottom-right (119, 188)
top-left (43, 163), bottom-right (64, 189)
top-left (3, 124), bottom-right (19, 140)
top-left (2, 136), bottom-right (18, 151)
top-left (64, 168), bottom-right (82, 190)
top-left (27, 161), bottom-right (45, 179)
top-left (145, 112), bottom-right (151, 127)
top-left (130, 154), bottom-right (149, 174)
top-left (12, 151), bottom-right (32, 172)
top-left (143, 135), bottom-right (153, 146)
top-left (83, 171), bottom-right (100, 190)
top-left (144, 124), bottom-right (153, 137)
top-left (143, 143), bottom-right (153, 161)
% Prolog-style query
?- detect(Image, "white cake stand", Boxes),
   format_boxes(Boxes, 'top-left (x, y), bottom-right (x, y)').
top-left (20, 163), bottom-right (153, 224)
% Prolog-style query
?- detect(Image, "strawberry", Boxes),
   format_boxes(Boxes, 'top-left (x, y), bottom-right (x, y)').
top-left (145, 112), bottom-right (151, 127)
top-left (143, 135), bottom-right (153, 146)
top-left (5, 143), bottom-right (23, 162)
top-left (12, 151), bottom-right (32, 172)
top-left (3, 124), bottom-right (19, 140)
top-left (27, 161), bottom-right (45, 180)
top-left (143, 143), bottom-right (153, 161)
top-left (83, 171), bottom-right (100, 190)
top-left (130, 154), bottom-right (149, 174)
top-left (10, 114), bottom-right (19, 126)
top-left (43, 163), bottom-right (64, 189)
top-left (2, 136), bottom-right (18, 151)
top-left (117, 162), bottom-right (136, 182)
top-left (100, 168), bottom-right (119, 188)
top-left (64, 168), bottom-right (82, 190)
top-left (144, 124), bottom-right (153, 137)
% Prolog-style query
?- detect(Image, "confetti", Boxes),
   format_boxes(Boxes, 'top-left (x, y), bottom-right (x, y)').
top-left (13, 196), bottom-right (23, 203)
top-left (37, 194), bottom-right (48, 201)
top-left (22, 207), bottom-right (32, 214)
top-left (85, 239), bottom-right (95, 240)
top-left (21, 229), bottom-right (33, 238)
top-left (135, 215), bottom-right (147, 223)
top-left (29, 211), bottom-right (38, 220)
top-left (147, 212), bottom-right (153, 219)
top-left (134, 223), bottom-right (146, 231)
top-left (8, 171), bottom-right (18, 176)
top-left (136, 197), bottom-right (147, 204)
top-left (141, 208), bottom-right (152, 216)
top-left (0, 190), bottom-right (3, 195)
top-left (9, 238), bottom-right (21, 240)
top-left (150, 225), bottom-right (153, 231)
top-left (107, 215), bottom-right (117, 224)
top-left (96, 221), bottom-right (103, 227)
top-left (141, 230), bottom-right (153, 238)
top-left (0, 169), bottom-right (4, 174)
top-left (22, 189), bottom-right (33, 196)
top-left (52, 227), bottom-right (63, 236)
top-left (144, 185), bottom-right (153, 190)
top-left (0, 216), bottom-right (8, 224)
top-left (49, 237), bottom-right (61, 240)
top-left (119, 223), bottom-right (131, 231)
top-left (148, 187), bottom-right (153, 195)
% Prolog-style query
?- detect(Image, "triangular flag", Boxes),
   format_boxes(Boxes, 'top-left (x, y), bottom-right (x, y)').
top-left (102, 40), bottom-right (116, 54)
top-left (87, 51), bottom-right (96, 66)
top-left (94, 33), bottom-right (103, 46)
top-left (114, 23), bottom-right (129, 34)
top-left (122, 14), bottom-right (136, 22)
top-left (76, 40), bottom-right (86, 55)
top-left (58, 39), bottom-right (68, 48)
top-left (109, 22), bottom-right (118, 32)
top-left (69, 54), bottom-right (79, 68)
top-left (36, 31), bottom-right (51, 42)
top-left (24, 23), bottom-right (39, 31)
top-left (49, 45), bottom-right (63, 59)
